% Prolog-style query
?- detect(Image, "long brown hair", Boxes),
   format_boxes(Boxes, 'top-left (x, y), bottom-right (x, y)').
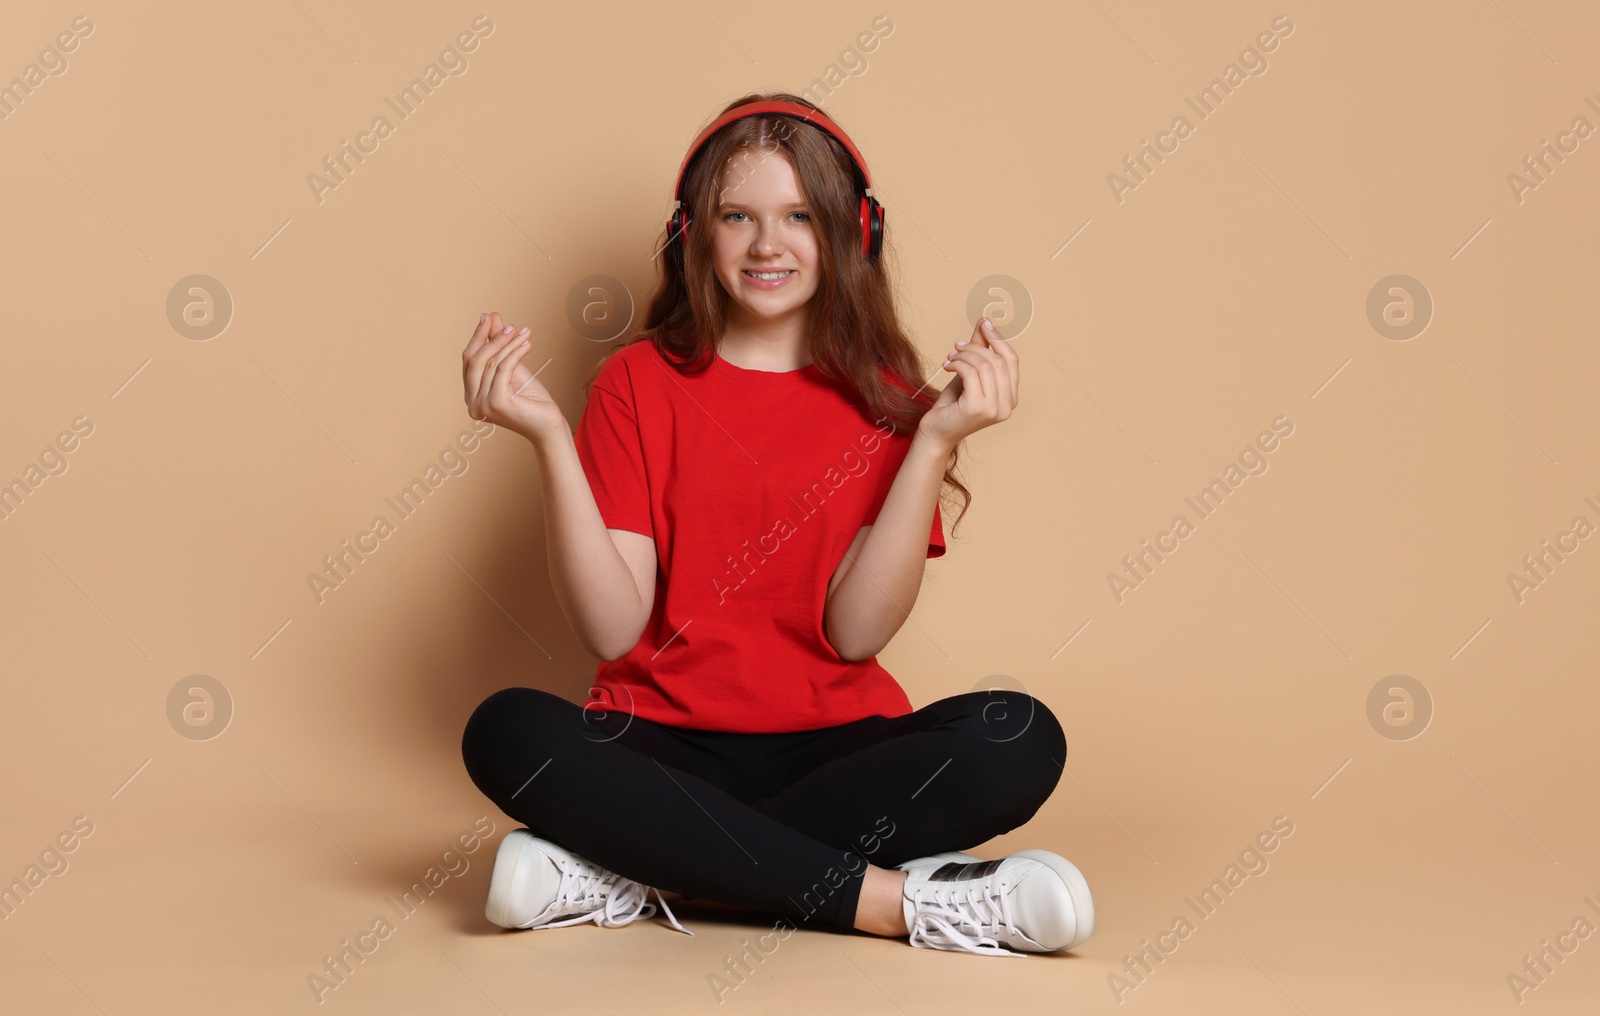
top-left (585, 91), bottom-right (971, 534)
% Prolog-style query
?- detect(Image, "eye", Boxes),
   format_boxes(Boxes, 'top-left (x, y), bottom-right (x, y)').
top-left (721, 210), bottom-right (810, 223)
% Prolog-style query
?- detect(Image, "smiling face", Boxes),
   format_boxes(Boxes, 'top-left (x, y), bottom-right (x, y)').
top-left (709, 147), bottom-right (822, 339)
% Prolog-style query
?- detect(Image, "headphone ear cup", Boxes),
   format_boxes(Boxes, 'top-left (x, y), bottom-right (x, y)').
top-left (667, 208), bottom-right (692, 265)
top-left (861, 196), bottom-right (884, 261)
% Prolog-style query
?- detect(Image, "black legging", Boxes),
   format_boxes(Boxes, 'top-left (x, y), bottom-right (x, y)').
top-left (460, 685), bottom-right (1067, 931)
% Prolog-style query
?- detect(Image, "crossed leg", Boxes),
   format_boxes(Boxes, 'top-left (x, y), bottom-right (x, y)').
top-left (460, 686), bottom-right (1066, 933)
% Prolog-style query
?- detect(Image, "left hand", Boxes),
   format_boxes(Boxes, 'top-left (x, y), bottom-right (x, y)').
top-left (917, 317), bottom-right (1019, 451)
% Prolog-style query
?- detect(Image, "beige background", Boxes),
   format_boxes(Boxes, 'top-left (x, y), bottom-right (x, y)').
top-left (2, 1), bottom-right (1597, 1013)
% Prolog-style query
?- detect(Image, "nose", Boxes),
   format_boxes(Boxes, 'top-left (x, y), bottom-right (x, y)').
top-left (750, 219), bottom-right (784, 257)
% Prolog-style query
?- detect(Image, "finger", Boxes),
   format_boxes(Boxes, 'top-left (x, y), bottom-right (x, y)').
top-left (968, 331), bottom-right (1014, 417)
top-left (467, 326), bottom-right (519, 413)
top-left (489, 331), bottom-right (532, 405)
top-left (989, 337), bottom-right (1018, 410)
top-left (467, 325), bottom-right (518, 402)
top-left (953, 340), bottom-right (1004, 368)
top-left (464, 322), bottom-right (499, 413)
top-left (472, 312), bottom-right (506, 364)
top-left (479, 326), bottom-right (527, 412)
top-left (955, 323), bottom-right (1007, 363)
top-left (947, 347), bottom-right (998, 406)
top-left (940, 320), bottom-right (983, 361)
top-left (994, 359), bottom-right (1014, 419)
top-left (960, 344), bottom-right (1010, 419)
top-left (500, 330), bottom-right (536, 404)
top-left (979, 318), bottom-right (1020, 406)
top-left (979, 318), bottom-right (1018, 364)
top-left (1003, 350), bottom-right (1019, 412)
top-left (462, 314), bottom-right (494, 391)
top-left (947, 350), bottom-right (998, 409)
top-left (945, 355), bottom-right (988, 406)
top-left (931, 370), bottom-right (963, 409)
top-left (486, 339), bottom-right (531, 419)
top-left (508, 349), bottom-right (541, 400)
top-left (979, 321), bottom-right (1017, 358)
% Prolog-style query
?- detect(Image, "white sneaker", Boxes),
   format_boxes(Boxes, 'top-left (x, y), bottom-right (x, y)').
top-left (485, 829), bottom-right (692, 935)
top-left (897, 849), bottom-right (1094, 956)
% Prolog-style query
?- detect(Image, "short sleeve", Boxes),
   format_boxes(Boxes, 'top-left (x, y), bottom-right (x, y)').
top-left (862, 463), bottom-right (947, 560)
top-left (573, 380), bottom-right (654, 538)
top-left (928, 501), bottom-right (947, 559)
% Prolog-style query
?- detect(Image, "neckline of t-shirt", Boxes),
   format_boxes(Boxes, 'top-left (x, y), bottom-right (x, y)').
top-left (709, 350), bottom-right (826, 388)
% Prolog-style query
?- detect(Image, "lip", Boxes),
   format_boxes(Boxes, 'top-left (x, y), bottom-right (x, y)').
top-left (741, 268), bottom-right (796, 291)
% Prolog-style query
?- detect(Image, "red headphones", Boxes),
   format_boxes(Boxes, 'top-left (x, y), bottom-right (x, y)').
top-left (666, 100), bottom-right (885, 262)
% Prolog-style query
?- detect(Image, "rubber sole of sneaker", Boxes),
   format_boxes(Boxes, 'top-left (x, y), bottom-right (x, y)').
top-left (485, 829), bottom-right (542, 929)
top-left (924, 849), bottom-right (1095, 951)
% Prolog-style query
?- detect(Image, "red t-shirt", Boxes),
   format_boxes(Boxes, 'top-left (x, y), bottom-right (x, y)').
top-left (572, 337), bottom-right (946, 733)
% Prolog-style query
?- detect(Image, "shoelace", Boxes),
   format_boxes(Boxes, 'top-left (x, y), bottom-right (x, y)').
top-left (906, 881), bottom-right (1027, 958)
top-left (526, 860), bottom-right (693, 936)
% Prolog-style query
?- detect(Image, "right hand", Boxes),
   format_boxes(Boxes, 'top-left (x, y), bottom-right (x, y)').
top-left (461, 311), bottom-right (565, 442)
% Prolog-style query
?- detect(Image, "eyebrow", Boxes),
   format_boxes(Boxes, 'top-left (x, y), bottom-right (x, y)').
top-left (716, 199), bottom-right (809, 210)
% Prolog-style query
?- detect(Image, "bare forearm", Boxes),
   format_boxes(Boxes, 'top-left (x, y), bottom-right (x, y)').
top-left (825, 429), bottom-right (949, 660)
top-left (529, 424), bottom-right (646, 660)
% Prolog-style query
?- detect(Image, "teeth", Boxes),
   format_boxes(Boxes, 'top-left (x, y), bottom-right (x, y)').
top-left (748, 270), bottom-right (792, 280)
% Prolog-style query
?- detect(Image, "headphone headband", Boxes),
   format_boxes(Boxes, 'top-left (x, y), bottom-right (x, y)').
top-left (671, 100), bottom-right (874, 203)
top-left (666, 99), bottom-right (885, 261)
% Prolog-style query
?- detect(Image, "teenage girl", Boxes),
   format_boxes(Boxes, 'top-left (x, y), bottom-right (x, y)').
top-left (457, 92), bottom-right (1094, 958)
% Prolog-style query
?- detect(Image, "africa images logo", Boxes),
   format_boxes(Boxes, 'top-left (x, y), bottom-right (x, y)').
top-left (712, 416), bottom-right (896, 605)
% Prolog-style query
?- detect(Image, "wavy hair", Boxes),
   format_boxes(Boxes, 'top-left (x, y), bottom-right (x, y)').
top-left (584, 91), bottom-right (971, 533)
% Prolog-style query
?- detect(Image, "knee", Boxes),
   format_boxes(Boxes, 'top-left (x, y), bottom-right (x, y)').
top-left (460, 686), bottom-right (566, 774)
top-left (958, 691), bottom-right (1067, 808)
top-left (962, 690), bottom-right (1065, 762)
